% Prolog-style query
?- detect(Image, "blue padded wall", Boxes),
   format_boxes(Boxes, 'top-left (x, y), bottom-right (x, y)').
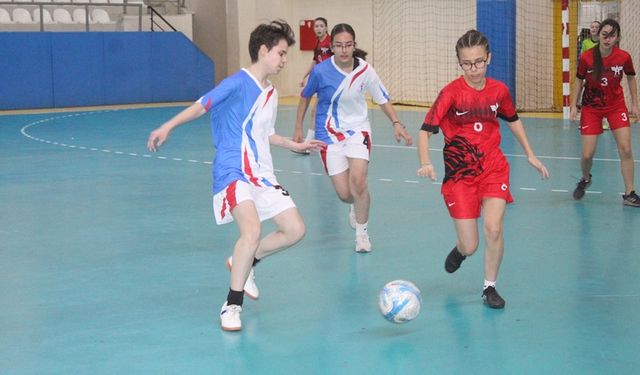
top-left (0, 33), bottom-right (55, 109)
top-left (0, 32), bottom-right (214, 110)
top-left (477, 0), bottom-right (516, 100)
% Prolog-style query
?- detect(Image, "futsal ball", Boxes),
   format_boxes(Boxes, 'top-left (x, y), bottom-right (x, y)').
top-left (378, 280), bottom-right (422, 323)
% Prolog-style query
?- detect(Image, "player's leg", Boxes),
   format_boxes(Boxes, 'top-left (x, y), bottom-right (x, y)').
top-left (574, 108), bottom-right (601, 199)
top-left (480, 197), bottom-right (507, 308)
top-left (348, 157), bottom-right (371, 252)
top-left (221, 200), bottom-right (261, 331)
top-left (255, 206), bottom-right (306, 259)
top-left (607, 106), bottom-right (638, 205)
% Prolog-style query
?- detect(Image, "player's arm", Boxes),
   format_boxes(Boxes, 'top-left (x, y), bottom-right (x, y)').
top-left (299, 61), bottom-right (315, 87)
top-left (147, 102), bottom-right (207, 152)
top-left (569, 78), bottom-right (584, 121)
top-left (293, 95), bottom-right (312, 143)
top-left (416, 125), bottom-right (437, 180)
top-left (507, 119), bottom-right (550, 179)
top-left (269, 133), bottom-right (325, 153)
top-left (626, 74), bottom-right (639, 121)
top-left (379, 102), bottom-right (413, 146)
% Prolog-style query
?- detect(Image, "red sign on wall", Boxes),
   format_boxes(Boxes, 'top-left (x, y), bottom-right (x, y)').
top-left (299, 19), bottom-right (316, 51)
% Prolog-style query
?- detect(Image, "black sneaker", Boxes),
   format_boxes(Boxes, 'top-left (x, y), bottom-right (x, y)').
top-left (623, 190), bottom-right (640, 207)
top-left (444, 247), bottom-right (466, 273)
top-left (573, 174), bottom-right (592, 200)
top-left (482, 286), bottom-right (506, 309)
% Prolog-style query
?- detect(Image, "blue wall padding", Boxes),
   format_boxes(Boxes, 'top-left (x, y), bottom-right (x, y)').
top-left (0, 32), bottom-right (214, 110)
top-left (476, 0), bottom-right (516, 100)
top-left (0, 33), bottom-right (55, 109)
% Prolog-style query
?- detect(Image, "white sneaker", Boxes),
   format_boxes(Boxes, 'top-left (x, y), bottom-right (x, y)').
top-left (349, 204), bottom-right (356, 230)
top-left (355, 234), bottom-right (372, 253)
top-left (220, 302), bottom-right (242, 331)
top-left (226, 256), bottom-right (260, 300)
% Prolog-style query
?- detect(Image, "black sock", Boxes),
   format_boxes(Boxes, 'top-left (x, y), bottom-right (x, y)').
top-left (227, 288), bottom-right (244, 306)
top-left (252, 257), bottom-right (261, 267)
top-left (454, 246), bottom-right (466, 258)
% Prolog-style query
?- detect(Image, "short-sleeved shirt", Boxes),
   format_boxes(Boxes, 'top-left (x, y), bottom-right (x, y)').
top-left (198, 68), bottom-right (279, 194)
top-left (423, 76), bottom-right (518, 183)
top-left (581, 38), bottom-right (598, 53)
top-left (313, 34), bottom-right (332, 64)
top-left (301, 56), bottom-right (390, 144)
top-left (577, 46), bottom-right (636, 109)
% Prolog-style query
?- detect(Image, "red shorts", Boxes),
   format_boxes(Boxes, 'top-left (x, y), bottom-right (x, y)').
top-left (441, 158), bottom-right (513, 219)
top-left (580, 102), bottom-right (631, 135)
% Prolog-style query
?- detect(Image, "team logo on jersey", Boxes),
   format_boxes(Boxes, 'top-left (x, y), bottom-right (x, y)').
top-left (443, 136), bottom-right (484, 183)
top-left (490, 102), bottom-right (499, 117)
top-left (320, 47), bottom-right (330, 55)
top-left (611, 65), bottom-right (623, 77)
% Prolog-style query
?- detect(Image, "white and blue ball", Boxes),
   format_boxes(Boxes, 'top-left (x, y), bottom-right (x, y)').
top-left (378, 280), bottom-right (422, 323)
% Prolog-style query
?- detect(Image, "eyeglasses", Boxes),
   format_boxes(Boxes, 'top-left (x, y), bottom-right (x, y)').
top-left (332, 42), bottom-right (354, 50)
top-left (459, 59), bottom-right (488, 71)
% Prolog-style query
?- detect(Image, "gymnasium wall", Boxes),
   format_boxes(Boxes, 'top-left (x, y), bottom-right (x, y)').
top-left (0, 32), bottom-right (214, 110)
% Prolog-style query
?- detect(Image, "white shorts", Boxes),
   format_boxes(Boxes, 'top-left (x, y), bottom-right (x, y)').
top-left (212, 180), bottom-right (296, 225)
top-left (320, 130), bottom-right (372, 176)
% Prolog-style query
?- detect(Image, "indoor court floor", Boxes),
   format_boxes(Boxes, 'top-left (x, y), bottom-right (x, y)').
top-left (1, 104), bottom-right (639, 374)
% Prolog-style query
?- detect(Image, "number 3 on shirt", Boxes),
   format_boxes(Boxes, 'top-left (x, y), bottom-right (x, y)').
top-left (474, 122), bottom-right (483, 132)
top-left (601, 77), bottom-right (608, 86)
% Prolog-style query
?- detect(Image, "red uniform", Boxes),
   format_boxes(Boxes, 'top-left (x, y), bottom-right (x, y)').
top-left (313, 34), bottom-right (332, 64)
top-left (577, 46), bottom-right (635, 135)
top-left (423, 77), bottom-right (518, 219)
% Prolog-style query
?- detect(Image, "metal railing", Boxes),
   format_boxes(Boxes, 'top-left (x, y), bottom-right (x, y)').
top-left (148, 5), bottom-right (176, 32)
top-left (0, 1), bottom-right (144, 32)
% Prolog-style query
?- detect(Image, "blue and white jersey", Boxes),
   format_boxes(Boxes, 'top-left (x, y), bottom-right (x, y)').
top-left (198, 68), bottom-right (278, 194)
top-left (301, 56), bottom-right (390, 144)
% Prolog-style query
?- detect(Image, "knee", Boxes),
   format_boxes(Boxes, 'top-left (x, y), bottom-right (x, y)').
top-left (483, 223), bottom-right (503, 244)
top-left (618, 144), bottom-right (632, 159)
top-left (458, 239), bottom-right (479, 255)
top-left (240, 227), bottom-right (261, 247)
top-left (350, 177), bottom-right (368, 197)
top-left (285, 218), bottom-right (306, 244)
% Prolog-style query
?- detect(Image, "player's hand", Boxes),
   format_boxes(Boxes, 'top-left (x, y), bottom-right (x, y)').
top-left (294, 139), bottom-right (326, 153)
top-left (569, 106), bottom-right (578, 121)
top-left (630, 105), bottom-right (639, 123)
top-left (393, 122), bottom-right (413, 146)
top-left (147, 127), bottom-right (170, 152)
top-left (417, 164), bottom-right (437, 181)
top-left (528, 156), bottom-right (550, 179)
top-left (292, 127), bottom-right (304, 143)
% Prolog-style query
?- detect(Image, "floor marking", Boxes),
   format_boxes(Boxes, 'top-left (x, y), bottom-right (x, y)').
top-left (18, 111), bottom-right (632, 195)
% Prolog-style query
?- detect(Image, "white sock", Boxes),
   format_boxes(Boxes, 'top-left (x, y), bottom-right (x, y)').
top-left (483, 280), bottom-right (496, 290)
top-left (356, 222), bottom-right (368, 236)
top-left (304, 129), bottom-right (315, 141)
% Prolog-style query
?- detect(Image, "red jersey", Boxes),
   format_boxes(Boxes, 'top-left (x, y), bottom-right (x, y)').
top-left (423, 77), bottom-right (518, 183)
top-left (313, 34), bottom-right (332, 64)
top-left (577, 46), bottom-right (635, 109)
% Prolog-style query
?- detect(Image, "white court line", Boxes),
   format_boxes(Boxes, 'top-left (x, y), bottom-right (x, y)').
top-left (17, 111), bottom-right (634, 195)
top-left (374, 143), bottom-right (640, 163)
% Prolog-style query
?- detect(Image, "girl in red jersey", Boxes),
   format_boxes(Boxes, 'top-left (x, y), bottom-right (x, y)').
top-left (416, 30), bottom-right (549, 309)
top-left (293, 17), bottom-right (333, 153)
top-left (569, 19), bottom-right (640, 206)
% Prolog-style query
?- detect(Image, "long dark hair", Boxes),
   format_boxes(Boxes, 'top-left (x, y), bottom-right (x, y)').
top-left (593, 18), bottom-right (620, 80)
top-left (330, 23), bottom-right (368, 61)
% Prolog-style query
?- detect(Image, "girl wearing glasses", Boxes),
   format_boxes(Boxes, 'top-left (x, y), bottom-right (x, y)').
top-left (570, 19), bottom-right (639, 206)
top-left (294, 23), bottom-right (413, 253)
top-left (416, 30), bottom-right (549, 309)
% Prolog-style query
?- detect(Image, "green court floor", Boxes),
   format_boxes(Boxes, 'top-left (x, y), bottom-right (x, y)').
top-left (1, 105), bottom-right (639, 374)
